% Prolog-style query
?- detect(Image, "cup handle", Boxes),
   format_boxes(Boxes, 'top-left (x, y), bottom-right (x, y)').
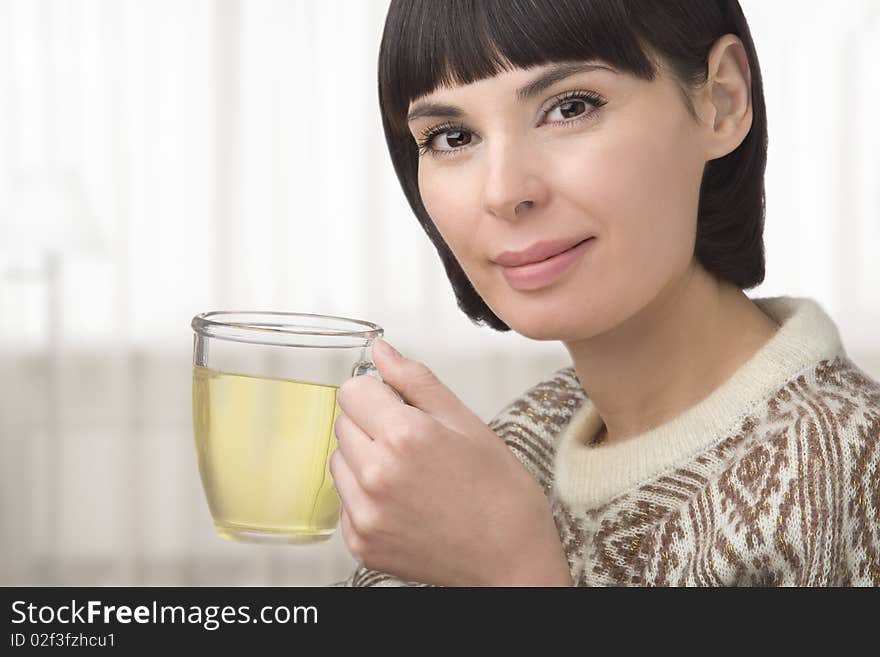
top-left (351, 358), bottom-right (406, 404)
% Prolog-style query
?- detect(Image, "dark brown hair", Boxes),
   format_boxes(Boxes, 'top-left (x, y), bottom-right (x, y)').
top-left (378, 0), bottom-right (767, 331)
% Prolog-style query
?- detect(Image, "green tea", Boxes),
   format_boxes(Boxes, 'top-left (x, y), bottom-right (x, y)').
top-left (192, 366), bottom-right (341, 543)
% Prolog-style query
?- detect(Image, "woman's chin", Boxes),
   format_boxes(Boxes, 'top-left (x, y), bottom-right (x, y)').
top-left (503, 317), bottom-right (570, 341)
top-left (503, 309), bottom-right (613, 343)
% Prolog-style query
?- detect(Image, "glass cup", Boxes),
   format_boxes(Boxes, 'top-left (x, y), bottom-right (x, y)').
top-left (190, 310), bottom-right (387, 545)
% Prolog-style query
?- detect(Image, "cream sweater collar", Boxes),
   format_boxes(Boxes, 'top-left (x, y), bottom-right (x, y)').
top-left (553, 296), bottom-right (846, 510)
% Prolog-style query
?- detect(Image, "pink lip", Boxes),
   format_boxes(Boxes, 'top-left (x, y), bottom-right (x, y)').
top-left (494, 237), bottom-right (592, 267)
top-left (500, 238), bottom-right (594, 290)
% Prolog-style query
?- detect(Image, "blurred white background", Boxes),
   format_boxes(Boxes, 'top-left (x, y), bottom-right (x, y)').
top-left (0, 0), bottom-right (878, 586)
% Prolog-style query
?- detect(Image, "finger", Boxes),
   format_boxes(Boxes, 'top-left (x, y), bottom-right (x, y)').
top-left (333, 410), bottom-right (375, 476)
top-left (339, 505), bottom-right (364, 569)
top-left (328, 449), bottom-right (371, 522)
top-left (370, 338), bottom-right (485, 434)
top-left (338, 374), bottom-right (423, 449)
top-left (340, 371), bottom-right (406, 412)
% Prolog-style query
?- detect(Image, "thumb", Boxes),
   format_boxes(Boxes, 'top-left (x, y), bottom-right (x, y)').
top-left (371, 338), bottom-right (487, 437)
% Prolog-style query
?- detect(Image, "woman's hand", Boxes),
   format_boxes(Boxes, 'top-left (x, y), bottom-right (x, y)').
top-left (329, 338), bottom-right (572, 587)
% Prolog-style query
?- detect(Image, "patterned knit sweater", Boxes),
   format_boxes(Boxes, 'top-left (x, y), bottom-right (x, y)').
top-left (330, 296), bottom-right (880, 586)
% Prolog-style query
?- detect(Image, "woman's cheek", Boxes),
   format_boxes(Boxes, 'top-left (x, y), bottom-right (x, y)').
top-left (607, 127), bottom-right (691, 236)
top-left (420, 171), bottom-right (455, 240)
top-left (419, 171), bottom-right (480, 265)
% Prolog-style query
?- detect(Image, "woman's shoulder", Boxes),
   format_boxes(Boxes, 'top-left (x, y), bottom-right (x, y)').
top-left (482, 365), bottom-right (588, 492)
top-left (487, 364), bottom-right (585, 432)
top-left (761, 354), bottom-right (880, 453)
top-left (694, 353), bottom-right (878, 461)
top-left (811, 354), bottom-right (880, 413)
top-left (691, 354), bottom-right (879, 497)
top-left (485, 365), bottom-right (586, 482)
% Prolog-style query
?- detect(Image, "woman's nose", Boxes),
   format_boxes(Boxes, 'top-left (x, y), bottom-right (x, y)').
top-left (480, 141), bottom-right (548, 221)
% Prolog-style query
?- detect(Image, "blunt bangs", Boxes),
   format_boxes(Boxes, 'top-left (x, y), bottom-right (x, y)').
top-left (380, 0), bottom-right (658, 141)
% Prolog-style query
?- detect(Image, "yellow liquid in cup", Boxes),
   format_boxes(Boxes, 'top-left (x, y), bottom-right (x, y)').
top-left (192, 365), bottom-right (341, 543)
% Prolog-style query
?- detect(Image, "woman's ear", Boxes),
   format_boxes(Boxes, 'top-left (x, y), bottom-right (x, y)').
top-left (698, 34), bottom-right (753, 161)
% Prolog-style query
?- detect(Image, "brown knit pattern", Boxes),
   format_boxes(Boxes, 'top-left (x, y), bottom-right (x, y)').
top-left (329, 356), bottom-right (880, 587)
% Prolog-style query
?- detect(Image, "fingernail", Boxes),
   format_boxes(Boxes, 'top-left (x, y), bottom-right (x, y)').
top-left (378, 338), bottom-right (402, 360)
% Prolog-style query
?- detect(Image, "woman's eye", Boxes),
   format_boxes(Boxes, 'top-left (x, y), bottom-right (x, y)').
top-left (545, 98), bottom-right (589, 123)
top-left (431, 129), bottom-right (472, 153)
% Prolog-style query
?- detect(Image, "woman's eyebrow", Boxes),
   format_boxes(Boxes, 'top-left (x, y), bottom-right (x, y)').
top-left (406, 61), bottom-right (614, 124)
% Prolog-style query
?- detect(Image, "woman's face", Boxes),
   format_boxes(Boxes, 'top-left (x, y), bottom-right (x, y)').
top-left (407, 59), bottom-right (710, 341)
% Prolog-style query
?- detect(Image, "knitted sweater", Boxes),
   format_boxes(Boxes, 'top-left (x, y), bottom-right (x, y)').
top-left (329, 296), bottom-right (880, 586)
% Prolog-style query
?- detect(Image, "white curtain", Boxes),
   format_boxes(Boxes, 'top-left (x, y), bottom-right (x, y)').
top-left (0, 0), bottom-right (877, 585)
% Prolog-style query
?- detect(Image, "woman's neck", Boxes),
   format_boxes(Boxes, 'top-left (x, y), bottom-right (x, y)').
top-left (564, 264), bottom-right (780, 447)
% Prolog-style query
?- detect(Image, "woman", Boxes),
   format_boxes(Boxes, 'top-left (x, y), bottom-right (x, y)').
top-left (329, 0), bottom-right (880, 586)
